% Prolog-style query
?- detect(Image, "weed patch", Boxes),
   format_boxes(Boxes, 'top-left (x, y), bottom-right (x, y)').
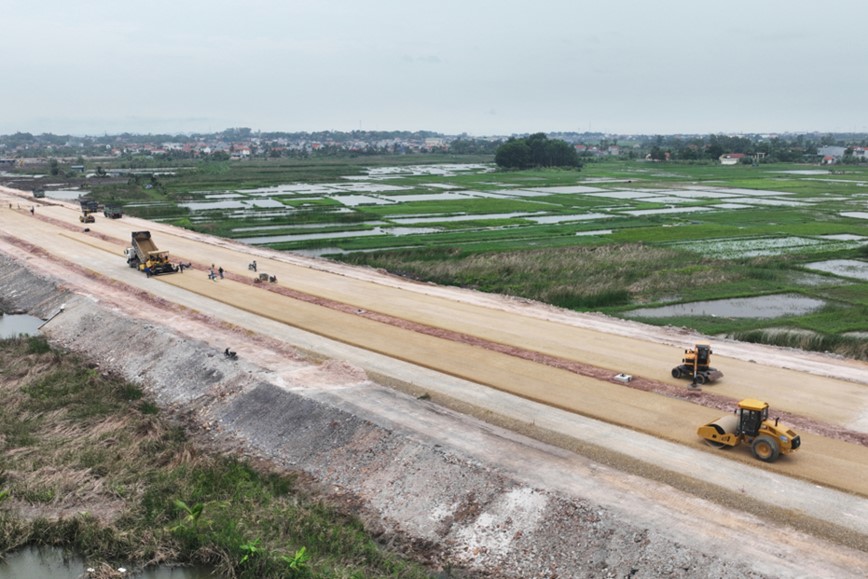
top-left (729, 329), bottom-right (868, 360)
top-left (0, 337), bottom-right (430, 577)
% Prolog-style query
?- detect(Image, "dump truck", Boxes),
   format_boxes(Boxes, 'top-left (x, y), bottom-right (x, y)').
top-left (697, 398), bottom-right (800, 462)
top-left (79, 199), bottom-right (99, 223)
top-left (32, 188), bottom-right (45, 198)
top-left (671, 343), bottom-right (723, 385)
top-left (104, 205), bottom-right (123, 219)
top-left (124, 231), bottom-right (178, 276)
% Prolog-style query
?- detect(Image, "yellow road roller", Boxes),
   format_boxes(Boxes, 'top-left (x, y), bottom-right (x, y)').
top-left (697, 398), bottom-right (800, 462)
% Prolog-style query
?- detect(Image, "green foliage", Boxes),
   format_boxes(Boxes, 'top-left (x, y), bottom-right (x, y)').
top-left (494, 139), bottom-right (532, 169)
top-left (170, 500), bottom-right (206, 531)
top-left (26, 336), bottom-right (51, 354)
top-left (238, 538), bottom-right (262, 565)
top-left (495, 133), bottom-right (580, 169)
top-left (548, 288), bottom-right (632, 309)
top-left (23, 367), bottom-right (114, 418)
top-left (281, 546), bottom-right (310, 575)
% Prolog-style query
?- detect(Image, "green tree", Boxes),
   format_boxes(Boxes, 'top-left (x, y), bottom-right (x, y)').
top-left (494, 139), bottom-right (532, 169)
top-left (495, 134), bottom-right (579, 169)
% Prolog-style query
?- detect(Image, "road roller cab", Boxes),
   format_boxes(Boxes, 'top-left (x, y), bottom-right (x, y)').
top-left (697, 398), bottom-right (800, 462)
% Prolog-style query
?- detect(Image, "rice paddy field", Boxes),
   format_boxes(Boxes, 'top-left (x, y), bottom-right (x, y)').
top-left (87, 158), bottom-right (868, 359)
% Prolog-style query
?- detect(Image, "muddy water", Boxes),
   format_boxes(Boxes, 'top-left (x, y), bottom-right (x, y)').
top-left (626, 294), bottom-right (826, 319)
top-left (0, 546), bottom-right (217, 578)
top-left (803, 259), bottom-right (868, 281)
top-left (0, 313), bottom-right (43, 337)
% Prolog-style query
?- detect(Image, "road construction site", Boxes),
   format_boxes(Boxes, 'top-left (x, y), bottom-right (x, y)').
top-left (2, 187), bottom-right (868, 578)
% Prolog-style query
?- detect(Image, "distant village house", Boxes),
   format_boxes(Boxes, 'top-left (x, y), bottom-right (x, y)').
top-left (817, 146), bottom-right (847, 164)
top-left (719, 153), bottom-right (745, 165)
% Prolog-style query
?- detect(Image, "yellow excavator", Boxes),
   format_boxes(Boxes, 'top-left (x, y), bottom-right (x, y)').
top-left (671, 343), bottom-right (723, 386)
top-left (697, 398), bottom-right (801, 462)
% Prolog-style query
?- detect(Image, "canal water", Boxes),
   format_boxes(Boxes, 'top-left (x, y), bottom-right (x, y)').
top-left (0, 546), bottom-right (216, 578)
top-left (0, 313), bottom-right (44, 338)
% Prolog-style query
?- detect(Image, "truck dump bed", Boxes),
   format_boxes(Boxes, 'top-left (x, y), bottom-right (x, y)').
top-left (128, 231), bottom-right (177, 276)
top-left (132, 231), bottom-right (158, 260)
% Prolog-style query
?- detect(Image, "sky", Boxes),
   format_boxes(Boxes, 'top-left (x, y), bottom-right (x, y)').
top-left (2, 0), bottom-right (866, 137)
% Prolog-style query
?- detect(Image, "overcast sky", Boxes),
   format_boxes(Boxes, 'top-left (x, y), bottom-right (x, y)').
top-left (2, 0), bottom-right (865, 137)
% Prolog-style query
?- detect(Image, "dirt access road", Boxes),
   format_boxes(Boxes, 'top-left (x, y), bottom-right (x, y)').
top-left (3, 188), bottom-right (868, 576)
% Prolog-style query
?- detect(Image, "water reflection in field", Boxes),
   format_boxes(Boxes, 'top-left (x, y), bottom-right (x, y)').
top-left (803, 259), bottom-right (868, 281)
top-left (626, 294), bottom-right (826, 319)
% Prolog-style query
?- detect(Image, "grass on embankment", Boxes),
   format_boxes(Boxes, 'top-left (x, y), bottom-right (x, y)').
top-left (0, 336), bottom-right (431, 578)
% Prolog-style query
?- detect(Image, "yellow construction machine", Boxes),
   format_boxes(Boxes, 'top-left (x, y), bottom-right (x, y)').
top-left (124, 231), bottom-right (178, 276)
top-left (672, 343), bottom-right (723, 386)
top-left (79, 199), bottom-right (98, 223)
top-left (697, 398), bottom-right (800, 462)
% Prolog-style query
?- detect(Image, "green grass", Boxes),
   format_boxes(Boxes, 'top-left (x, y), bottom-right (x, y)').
top-left (728, 329), bottom-right (868, 360)
top-left (0, 337), bottom-right (431, 578)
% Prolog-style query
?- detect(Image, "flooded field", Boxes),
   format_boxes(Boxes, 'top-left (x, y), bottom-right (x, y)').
top-left (670, 236), bottom-right (865, 259)
top-left (624, 206), bottom-right (714, 216)
top-left (803, 259), bottom-right (868, 281)
top-left (626, 294), bottom-right (827, 320)
top-left (527, 213), bottom-right (608, 223)
top-left (163, 164), bottom-right (868, 278)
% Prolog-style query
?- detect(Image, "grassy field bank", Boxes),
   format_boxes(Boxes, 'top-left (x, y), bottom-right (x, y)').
top-left (0, 336), bottom-right (431, 578)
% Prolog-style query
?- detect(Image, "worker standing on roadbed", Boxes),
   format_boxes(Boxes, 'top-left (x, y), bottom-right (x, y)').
top-left (218, 266), bottom-right (224, 279)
